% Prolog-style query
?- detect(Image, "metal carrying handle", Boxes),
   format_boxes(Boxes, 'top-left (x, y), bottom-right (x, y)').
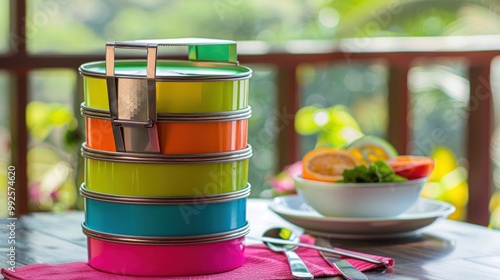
top-left (106, 42), bottom-right (159, 152)
top-left (105, 38), bottom-right (238, 153)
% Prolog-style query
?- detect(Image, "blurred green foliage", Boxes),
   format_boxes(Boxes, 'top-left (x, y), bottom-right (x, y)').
top-left (298, 63), bottom-right (388, 157)
top-left (24, 99), bottom-right (80, 212)
top-left (295, 105), bottom-right (363, 148)
top-left (423, 146), bottom-right (469, 221)
top-left (24, 0), bottom-right (500, 53)
top-left (0, 1), bottom-right (8, 52)
top-left (246, 66), bottom-right (278, 197)
top-left (0, 72), bottom-right (9, 217)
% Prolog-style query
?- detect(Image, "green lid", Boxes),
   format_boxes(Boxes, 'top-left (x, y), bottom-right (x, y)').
top-left (130, 38), bottom-right (238, 63)
top-left (79, 60), bottom-right (252, 81)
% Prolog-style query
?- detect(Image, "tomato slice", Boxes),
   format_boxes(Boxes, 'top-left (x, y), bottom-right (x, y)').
top-left (386, 156), bottom-right (435, 180)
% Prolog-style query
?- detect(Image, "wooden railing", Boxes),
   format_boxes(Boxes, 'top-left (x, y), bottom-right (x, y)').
top-left (3, 1), bottom-right (498, 226)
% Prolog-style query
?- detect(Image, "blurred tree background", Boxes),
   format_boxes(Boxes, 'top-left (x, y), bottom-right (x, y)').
top-left (2, 0), bottom-right (500, 227)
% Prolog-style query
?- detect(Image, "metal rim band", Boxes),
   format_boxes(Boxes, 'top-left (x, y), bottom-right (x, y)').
top-left (82, 222), bottom-right (250, 245)
top-left (80, 183), bottom-right (251, 205)
top-left (81, 144), bottom-right (252, 164)
top-left (79, 60), bottom-right (252, 81)
top-left (81, 103), bottom-right (252, 122)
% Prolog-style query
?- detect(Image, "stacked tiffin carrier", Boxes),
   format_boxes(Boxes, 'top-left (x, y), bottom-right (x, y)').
top-left (79, 38), bottom-right (252, 277)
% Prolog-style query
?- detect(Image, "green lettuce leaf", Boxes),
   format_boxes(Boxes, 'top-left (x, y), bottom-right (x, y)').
top-left (340, 161), bottom-right (408, 183)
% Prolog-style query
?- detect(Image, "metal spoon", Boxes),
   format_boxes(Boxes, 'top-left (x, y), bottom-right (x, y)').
top-left (247, 235), bottom-right (386, 265)
top-left (263, 227), bottom-right (314, 279)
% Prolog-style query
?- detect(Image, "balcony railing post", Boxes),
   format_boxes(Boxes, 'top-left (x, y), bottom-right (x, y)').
top-left (9, 69), bottom-right (28, 216)
top-left (467, 62), bottom-right (494, 226)
top-left (276, 66), bottom-right (300, 171)
top-left (387, 60), bottom-right (411, 154)
top-left (9, 0), bottom-right (29, 216)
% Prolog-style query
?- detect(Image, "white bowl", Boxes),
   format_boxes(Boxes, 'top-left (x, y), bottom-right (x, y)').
top-left (293, 175), bottom-right (427, 218)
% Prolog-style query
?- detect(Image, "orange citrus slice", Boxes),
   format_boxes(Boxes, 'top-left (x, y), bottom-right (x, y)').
top-left (302, 148), bottom-right (360, 182)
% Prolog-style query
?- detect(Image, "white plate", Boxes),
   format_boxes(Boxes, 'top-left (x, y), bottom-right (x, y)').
top-left (269, 195), bottom-right (456, 239)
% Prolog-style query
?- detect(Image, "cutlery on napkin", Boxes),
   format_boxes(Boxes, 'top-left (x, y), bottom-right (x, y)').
top-left (315, 237), bottom-right (367, 280)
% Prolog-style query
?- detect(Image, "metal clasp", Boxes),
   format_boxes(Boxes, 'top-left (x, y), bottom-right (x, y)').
top-left (105, 43), bottom-right (160, 153)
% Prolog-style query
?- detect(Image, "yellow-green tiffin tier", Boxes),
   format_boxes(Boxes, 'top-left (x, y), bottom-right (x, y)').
top-left (82, 144), bottom-right (251, 197)
top-left (80, 60), bottom-right (251, 113)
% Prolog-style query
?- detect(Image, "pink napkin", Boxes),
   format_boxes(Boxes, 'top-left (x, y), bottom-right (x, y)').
top-left (1, 236), bottom-right (393, 280)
